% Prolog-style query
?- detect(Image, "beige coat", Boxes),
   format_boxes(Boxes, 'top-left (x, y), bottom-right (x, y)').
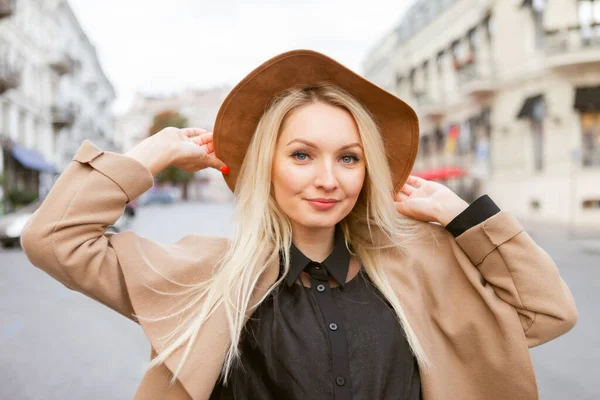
top-left (21, 140), bottom-right (577, 400)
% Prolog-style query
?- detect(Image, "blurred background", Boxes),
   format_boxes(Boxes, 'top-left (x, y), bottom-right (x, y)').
top-left (0, 0), bottom-right (598, 398)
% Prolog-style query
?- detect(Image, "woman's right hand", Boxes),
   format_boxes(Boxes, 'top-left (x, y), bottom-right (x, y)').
top-left (124, 127), bottom-right (228, 176)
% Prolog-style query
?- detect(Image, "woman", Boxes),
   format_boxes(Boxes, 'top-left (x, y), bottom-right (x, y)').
top-left (22, 50), bottom-right (577, 400)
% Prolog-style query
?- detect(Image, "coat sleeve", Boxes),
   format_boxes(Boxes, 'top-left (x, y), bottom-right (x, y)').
top-left (21, 140), bottom-right (155, 320)
top-left (449, 196), bottom-right (578, 348)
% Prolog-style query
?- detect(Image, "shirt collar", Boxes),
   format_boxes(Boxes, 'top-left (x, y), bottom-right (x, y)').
top-left (284, 223), bottom-right (350, 288)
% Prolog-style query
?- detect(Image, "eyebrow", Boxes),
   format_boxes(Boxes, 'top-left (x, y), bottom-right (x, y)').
top-left (286, 138), bottom-right (363, 151)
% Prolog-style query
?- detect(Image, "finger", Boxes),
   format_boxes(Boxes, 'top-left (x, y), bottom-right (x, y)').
top-left (189, 132), bottom-right (214, 146)
top-left (394, 197), bottom-right (411, 215)
top-left (400, 184), bottom-right (414, 196)
top-left (182, 128), bottom-right (209, 137)
top-left (395, 191), bottom-right (408, 202)
top-left (203, 154), bottom-right (227, 171)
top-left (198, 141), bottom-right (214, 154)
top-left (406, 175), bottom-right (425, 187)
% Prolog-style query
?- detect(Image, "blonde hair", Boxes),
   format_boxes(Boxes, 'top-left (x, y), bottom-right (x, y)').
top-left (144, 82), bottom-right (433, 384)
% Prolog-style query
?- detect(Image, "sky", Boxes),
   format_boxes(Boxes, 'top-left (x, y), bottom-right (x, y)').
top-left (68, 0), bottom-right (414, 113)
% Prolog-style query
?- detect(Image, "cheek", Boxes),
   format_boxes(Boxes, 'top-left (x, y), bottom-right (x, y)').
top-left (341, 169), bottom-right (366, 198)
top-left (272, 159), bottom-right (305, 202)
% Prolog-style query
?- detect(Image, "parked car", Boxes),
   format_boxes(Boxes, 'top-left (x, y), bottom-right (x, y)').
top-left (138, 188), bottom-right (175, 206)
top-left (0, 199), bottom-right (131, 248)
top-left (0, 200), bottom-right (41, 247)
top-left (125, 199), bottom-right (137, 217)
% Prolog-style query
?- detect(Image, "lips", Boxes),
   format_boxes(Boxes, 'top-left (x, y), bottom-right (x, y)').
top-left (306, 199), bottom-right (339, 203)
top-left (306, 199), bottom-right (339, 210)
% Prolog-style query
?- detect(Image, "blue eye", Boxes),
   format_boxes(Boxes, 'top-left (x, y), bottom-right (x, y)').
top-left (291, 151), bottom-right (360, 164)
top-left (291, 151), bottom-right (309, 161)
top-left (341, 154), bottom-right (360, 164)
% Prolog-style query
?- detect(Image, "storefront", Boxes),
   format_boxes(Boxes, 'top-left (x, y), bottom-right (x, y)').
top-left (1, 138), bottom-right (56, 213)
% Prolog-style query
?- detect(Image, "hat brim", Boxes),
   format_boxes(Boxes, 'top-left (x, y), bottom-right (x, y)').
top-left (213, 49), bottom-right (419, 194)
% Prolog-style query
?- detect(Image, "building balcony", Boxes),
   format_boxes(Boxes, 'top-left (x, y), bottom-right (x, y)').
top-left (0, 61), bottom-right (21, 95)
top-left (0, 0), bottom-right (15, 20)
top-left (51, 103), bottom-right (79, 129)
top-left (456, 62), bottom-right (496, 97)
top-left (544, 25), bottom-right (600, 69)
top-left (414, 91), bottom-right (446, 119)
top-left (49, 52), bottom-right (79, 76)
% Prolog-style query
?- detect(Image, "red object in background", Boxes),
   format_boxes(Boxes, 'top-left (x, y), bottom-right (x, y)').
top-left (447, 125), bottom-right (460, 140)
top-left (411, 166), bottom-right (468, 181)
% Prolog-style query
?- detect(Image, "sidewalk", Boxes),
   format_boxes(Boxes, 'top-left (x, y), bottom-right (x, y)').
top-left (518, 217), bottom-right (600, 255)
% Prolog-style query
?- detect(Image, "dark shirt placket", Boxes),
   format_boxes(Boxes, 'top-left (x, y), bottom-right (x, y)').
top-left (306, 261), bottom-right (352, 400)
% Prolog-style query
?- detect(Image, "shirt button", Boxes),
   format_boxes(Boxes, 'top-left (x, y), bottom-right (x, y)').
top-left (315, 265), bottom-right (321, 270)
top-left (317, 284), bottom-right (325, 292)
top-left (336, 376), bottom-right (345, 386)
top-left (329, 323), bottom-right (338, 331)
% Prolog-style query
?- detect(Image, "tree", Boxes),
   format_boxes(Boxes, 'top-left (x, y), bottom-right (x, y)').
top-left (148, 110), bottom-right (194, 199)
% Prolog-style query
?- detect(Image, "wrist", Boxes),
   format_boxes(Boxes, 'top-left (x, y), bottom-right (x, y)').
top-left (124, 140), bottom-right (172, 176)
top-left (437, 197), bottom-right (469, 227)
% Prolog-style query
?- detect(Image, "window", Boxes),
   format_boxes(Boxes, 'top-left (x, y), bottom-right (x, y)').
top-left (483, 13), bottom-right (494, 39)
top-left (581, 112), bottom-right (600, 167)
top-left (468, 27), bottom-right (478, 50)
top-left (532, 0), bottom-right (546, 11)
top-left (1, 101), bottom-right (9, 135)
top-left (436, 50), bottom-right (444, 69)
top-left (531, 121), bottom-right (544, 172)
top-left (451, 40), bottom-right (460, 61)
top-left (531, 0), bottom-right (546, 48)
top-left (433, 127), bottom-right (445, 153)
top-left (420, 135), bottom-right (432, 157)
top-left (582, 198), bottom-right (600, 209)
top-left (455, 120), bottom-right (470, 155)
top-left (578, 0), bottom-right (600, 24)
top-left (578, 0), bottom-right (600, 40)
top-left (531, 99), bottom-right (545, 172)
top-left (395, 73), bottom-right (403, 92)
top-left (18, 109), bottom-right (26, 144)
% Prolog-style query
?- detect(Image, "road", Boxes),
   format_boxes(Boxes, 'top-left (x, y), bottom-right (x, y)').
top-left (0, 202), bottom-right (597, 399)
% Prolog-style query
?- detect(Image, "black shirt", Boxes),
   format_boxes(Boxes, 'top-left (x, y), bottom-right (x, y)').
top-left (210, 195), bottom-right (500, 399)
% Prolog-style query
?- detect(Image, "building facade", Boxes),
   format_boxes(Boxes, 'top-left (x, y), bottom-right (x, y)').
top-left (0, 0), bottom-right (62, 212)
top-left (53, 1), bottom-right (117, 170)
top-left (0, 0), bottom-right (116, 213)
top-left (364, 0), bottom-right (600, 230)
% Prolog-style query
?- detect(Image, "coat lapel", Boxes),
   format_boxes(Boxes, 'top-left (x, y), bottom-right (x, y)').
top-left (114, 232), bottom-right (280, 400)
top-left (116, 223), bottom-right (418, 400)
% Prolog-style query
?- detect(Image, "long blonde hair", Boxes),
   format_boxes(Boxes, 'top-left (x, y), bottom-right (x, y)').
top-left (144, 82), bottom-right (432, 383)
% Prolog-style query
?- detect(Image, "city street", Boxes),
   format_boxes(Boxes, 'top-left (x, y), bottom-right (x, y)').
top-left (0, 202), bottom-right (598, 399)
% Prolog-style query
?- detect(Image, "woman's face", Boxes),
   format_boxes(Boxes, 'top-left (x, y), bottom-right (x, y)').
top-left (271, 101), bottom-right (366, 231)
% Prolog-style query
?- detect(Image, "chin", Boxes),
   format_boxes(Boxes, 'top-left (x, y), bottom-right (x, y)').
top-left (295, 212), bottom-right (344, 230)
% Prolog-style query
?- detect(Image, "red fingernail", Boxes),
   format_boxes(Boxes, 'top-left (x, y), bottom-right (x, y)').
top-left (219, 166), bottom-right (230, 174)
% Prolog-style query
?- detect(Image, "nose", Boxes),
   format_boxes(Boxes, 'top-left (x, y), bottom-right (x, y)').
top-left (314, 160), bottom-right (338, 191)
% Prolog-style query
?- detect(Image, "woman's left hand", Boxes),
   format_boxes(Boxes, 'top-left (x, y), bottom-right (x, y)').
top-left (394, 175), bottom-right (469, 226)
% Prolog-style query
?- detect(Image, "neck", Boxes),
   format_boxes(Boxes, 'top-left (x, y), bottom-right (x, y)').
top-left (291, 224), bottom-right (336, 262)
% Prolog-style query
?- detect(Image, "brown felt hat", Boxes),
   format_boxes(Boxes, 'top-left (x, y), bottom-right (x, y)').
top-left (213, 49), bottom-right (419, 194)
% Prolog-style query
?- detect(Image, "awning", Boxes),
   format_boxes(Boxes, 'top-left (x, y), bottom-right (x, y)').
top-left (517, 94), bottom-right (544, 119)
top-left (574, 86), bottom-right (600, 112)
top-left (11, 144), bottom-right (56, 173)
top-left (412, 166), bottom-right (468, 181)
